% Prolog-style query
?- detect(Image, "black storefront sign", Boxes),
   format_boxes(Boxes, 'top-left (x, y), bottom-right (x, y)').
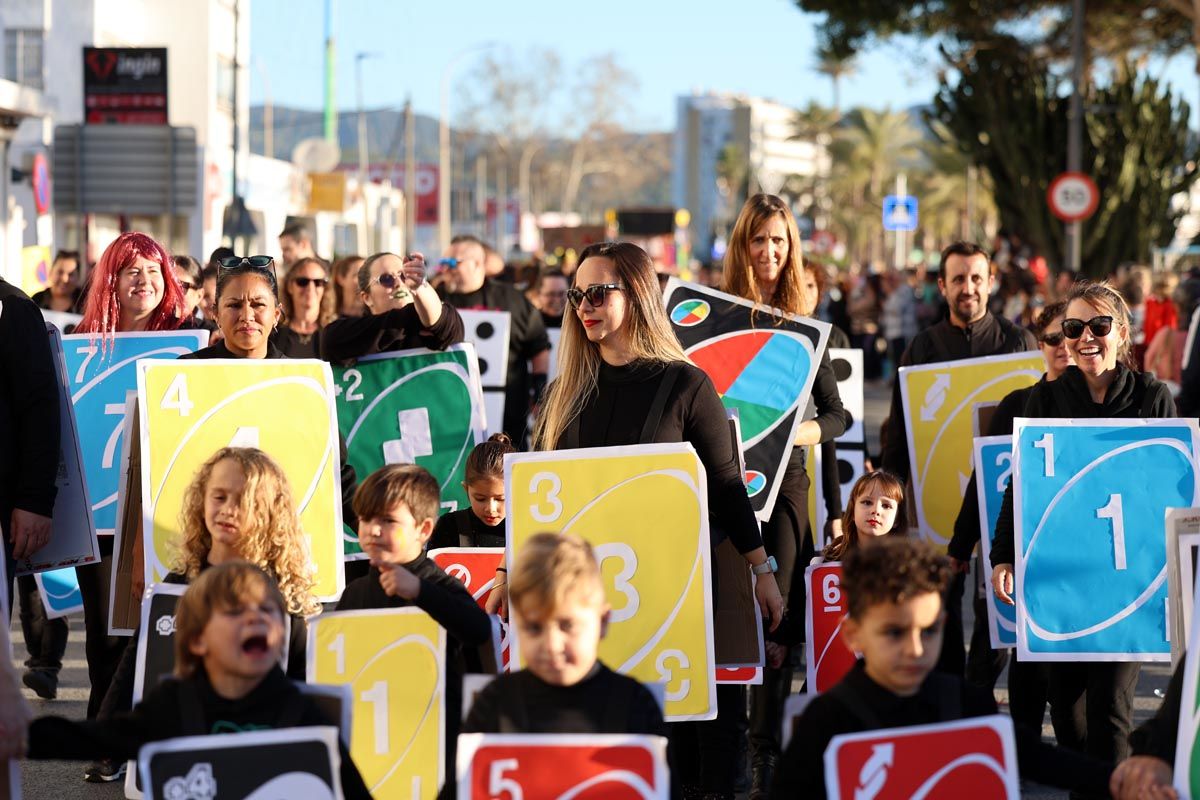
top-left (83, 47), bottom-right (168, 125)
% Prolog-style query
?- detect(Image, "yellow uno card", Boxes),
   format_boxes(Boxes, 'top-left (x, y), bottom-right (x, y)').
top-left (308, 608), bottom-right (446, 799)
top-left (505, 443), bottom-right (717, 721)
top-left (137, 359), bottom-right (344, 599)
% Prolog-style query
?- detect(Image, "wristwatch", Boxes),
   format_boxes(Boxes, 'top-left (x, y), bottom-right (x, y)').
top-left (751, 556), bottom-right (778, 576)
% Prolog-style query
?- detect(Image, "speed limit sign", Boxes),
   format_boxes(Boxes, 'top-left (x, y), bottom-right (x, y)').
top-left (1047, 172), bottom-right (1099, 222)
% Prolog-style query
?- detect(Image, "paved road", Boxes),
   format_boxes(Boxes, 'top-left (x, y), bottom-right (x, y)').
top-left (6, 377), bottom-right (1175, 799)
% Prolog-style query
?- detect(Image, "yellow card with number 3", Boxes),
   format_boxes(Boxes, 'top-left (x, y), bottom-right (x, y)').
top-left (137, 359), bottom-right (344, 600)
top-left (505, 443), bottom-right (717, 721)
top-left (308, 608), bottom-right (446, 799)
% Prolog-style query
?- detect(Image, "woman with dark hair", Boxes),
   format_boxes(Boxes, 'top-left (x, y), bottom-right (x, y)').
top-left (332, 255), bottom-right (366, 318)
top-left (271, 256), bottom-right (336, 358)
top-left (534, 240), bottom-right (784, 800)
top-left (31, 250), bottom-right (83, 313)
top-left (320, 251), bottom-right (463, 362)
top-left (991, 282), bottom-right (1175, 775)
top-left (74, 231), bottom-right (189, 783)
top-left (720, 194), bottom-right (848, 798)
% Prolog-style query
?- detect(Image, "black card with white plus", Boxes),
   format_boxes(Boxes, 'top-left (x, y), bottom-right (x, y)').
top-left (138, 727), bottom-right (343, 800)
top-left (662, 279), bottom-right (830, 521)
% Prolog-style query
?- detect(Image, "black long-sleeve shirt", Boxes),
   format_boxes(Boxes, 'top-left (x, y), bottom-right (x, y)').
top-left (882, 312), bottom-right (1037, 483)
top-left (462, 662), bottom-right (666, 735)
top-left (320, 302), bottom-right (464, 363)
top-left (771, 659), bottom-right (1112, 798)
top-left (556, 359), bottom-right (763, 554)
top-left (0, 280), bottom-right (60, 518)
top-left (28, 665), bottom-right (371, 799)
top-left (428, 508), bottom-right (506, 551)
top-left (947, 382), bottom-right (1038, 562)
top-left (989, 365), bottom-right (1176, 568)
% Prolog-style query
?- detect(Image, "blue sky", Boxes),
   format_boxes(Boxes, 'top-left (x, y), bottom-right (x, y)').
top-left (249, 0), bottom-right (1200, 131)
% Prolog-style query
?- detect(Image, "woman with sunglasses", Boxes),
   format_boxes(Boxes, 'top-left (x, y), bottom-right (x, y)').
top-left (181, 255), bottom-right (285, 360)
top-left (720, 194), bottom-right (848, 799)
top-left (948, 300), bottom-right (1070, 740)
top-left (172, 255), bottom-right (215, 333)
top-left (320, 251), bottom-right (463, 363)
top-left (532, 240), bottom-right (783, 800)
top-left (74, 231), bottom-right (189, 783)
top-left (272, 257), bottom-right (337, 358)
top-left (989, 281), bottom-right (1174, 773)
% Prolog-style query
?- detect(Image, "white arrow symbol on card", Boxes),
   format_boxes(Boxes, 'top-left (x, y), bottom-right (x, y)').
top-left (920, 374), bottom-right (951, 422)
top-left (854, 743), bottom-right (893, 800)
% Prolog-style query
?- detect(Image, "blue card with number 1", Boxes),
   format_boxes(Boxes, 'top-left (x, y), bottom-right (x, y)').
top-left (1014, 418), bottom-right (1200, 661)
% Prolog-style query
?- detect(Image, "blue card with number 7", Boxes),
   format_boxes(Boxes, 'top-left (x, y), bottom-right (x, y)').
top-left (1014, 418), bottom-right (1200, 661)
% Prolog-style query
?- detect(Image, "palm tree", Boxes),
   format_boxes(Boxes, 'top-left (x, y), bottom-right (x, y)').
top-left (815, 45), bottom-right (857, 119)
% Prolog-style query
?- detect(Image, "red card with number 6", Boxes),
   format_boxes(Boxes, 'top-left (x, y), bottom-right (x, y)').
top-left (804, 562), bottom-right (857, 693)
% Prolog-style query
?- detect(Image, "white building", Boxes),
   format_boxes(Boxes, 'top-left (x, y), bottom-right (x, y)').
top-left (0, 0), bottom-right (399, 288)
top-left (672, 92), bottom-right (828, 264)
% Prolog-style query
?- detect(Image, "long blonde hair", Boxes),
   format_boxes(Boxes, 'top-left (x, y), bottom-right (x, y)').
top-left (533, 242), bottom-right (689, 450)
top-left (721, 193), bottom-right (806, 316)
top-left (174, 447), bottom-right (320, 617)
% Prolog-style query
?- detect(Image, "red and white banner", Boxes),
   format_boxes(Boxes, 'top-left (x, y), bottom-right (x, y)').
top-left (804, 562), bottom-right (857, 693)
top-left (456, 733), bottom-right (669, 799)
top-left (824, 715), bottom-right (1019, 800)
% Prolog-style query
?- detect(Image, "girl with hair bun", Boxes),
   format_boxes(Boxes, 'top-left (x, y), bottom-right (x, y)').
top-left (429, 433), bottom-right (517, 551)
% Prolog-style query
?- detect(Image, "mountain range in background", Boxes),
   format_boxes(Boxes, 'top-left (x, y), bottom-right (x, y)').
top-left (247, 104), bottom-right (672, 211)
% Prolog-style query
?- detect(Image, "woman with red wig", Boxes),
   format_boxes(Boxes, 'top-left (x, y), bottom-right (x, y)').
top-left (74, 231), bottom-right (188, 784)
top-left (76, 232), bottom-right (187, 337)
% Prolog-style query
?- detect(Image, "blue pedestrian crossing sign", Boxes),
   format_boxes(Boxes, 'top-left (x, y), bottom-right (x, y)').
top-left (883, 195), bottom-right (919, 231)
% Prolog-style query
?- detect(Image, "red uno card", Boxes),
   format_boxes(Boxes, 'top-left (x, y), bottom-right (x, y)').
top-left (804, 562), bottom-right (857, 693)
top-left (428, 547), bottom-right (505, 608)
top-left (456, 733), bottom-right (669, 799)
top-left (824, 715), bottom-right (1019, 800)
top-left (716, 666), bottom-right (762, 685)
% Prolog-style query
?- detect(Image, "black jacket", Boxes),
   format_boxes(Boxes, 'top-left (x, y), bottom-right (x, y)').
top-left (557, 359), bottom-right (763, 554)
top-left (882, 312), bottom-right (1037, 483)
top-left (428, 508), bottom-right (506, 551)
top-left (989, 365), bottom-right (1176, 567)
top-left (29, 665), bottom-right (371, 799)
top-left (1129, 653), bottom-right (1184, 762)
top-left (0, 280), bottom-right (60, 518)
top-left (320, 303), bottom-right (464, 363)
top-left (771, 659), bottom-right (1112, 798)
top-left (948, 381), bottom-right (1039, 562)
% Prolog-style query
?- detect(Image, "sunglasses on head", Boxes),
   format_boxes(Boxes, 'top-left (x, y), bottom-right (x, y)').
top-left (1040, 332), bottom-right (1065, 347)
top-left (568, 283), bottom-right (622, 309)
top-left (1061, 316), bottom-right (1114, 339)
top-left (219, 255), bottom-right (273, 270)
top-left (294, 277), bottom-right (328, 289)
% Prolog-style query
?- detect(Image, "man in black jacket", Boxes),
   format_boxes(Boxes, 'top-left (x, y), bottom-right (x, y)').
top-left (880, 242), bottom-right (1037, 677)
top-left (0, 279), bottom-right (59, 613)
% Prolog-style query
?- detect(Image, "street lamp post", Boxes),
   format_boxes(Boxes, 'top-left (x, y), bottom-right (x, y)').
top-left (438, 43), bottom-right (497, 251)
top-left (356, 51), bottom-right (378, 254)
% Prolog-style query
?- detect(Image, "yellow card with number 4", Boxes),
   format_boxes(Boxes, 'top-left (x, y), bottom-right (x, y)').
top-left (137, 359), bottom-right (344, 600)
top-left (505, 443), bottom-right (717, 721)
top-left (308, 608), bottom-right (446, 799)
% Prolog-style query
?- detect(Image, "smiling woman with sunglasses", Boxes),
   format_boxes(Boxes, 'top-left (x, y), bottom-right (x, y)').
top-left (272, 257), bottom-right (337, 358)
top-left (320, 251), bottom-right (463, 363)
top-left (988, 281), bottom-right (1175, 774)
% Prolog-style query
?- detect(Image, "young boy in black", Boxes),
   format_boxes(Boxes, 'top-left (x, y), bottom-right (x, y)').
top-left (24, 562), bottom-right (371, 798)
top-left (772, 538), bottom-right (1112, 799)
top-left (335, 464), bottom-right (492, 793)
top-left (462, 532), bottom-right (665, 735)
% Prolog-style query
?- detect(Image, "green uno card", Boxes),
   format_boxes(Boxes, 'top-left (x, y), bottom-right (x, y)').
top-left (334, 344), bottom-right (487, 558)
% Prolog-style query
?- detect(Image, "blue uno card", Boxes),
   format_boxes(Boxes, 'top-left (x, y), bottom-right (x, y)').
top-left (62, 331), bottom-right (208, 534)
top-left (974, 435), bottom-right (1015, 648)
top-left (1015, 419), bottom-right (1200, 660)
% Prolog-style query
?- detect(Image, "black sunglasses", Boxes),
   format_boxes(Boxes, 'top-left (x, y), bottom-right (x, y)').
top-left (294, 277), bottom-right (328, 289)
top-left (1061, 316), bottom-right (1113, 340)
top-left (568, 283), bottom-right (622, 309)
top-left (219, 255), bottom-right (274, 270)
top-left (1040, 332), bottom-right (1065, 347)
top-left (178, 281), bottom-right (196, 292)
top-left (371, 270), bottom-right (425, 292)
